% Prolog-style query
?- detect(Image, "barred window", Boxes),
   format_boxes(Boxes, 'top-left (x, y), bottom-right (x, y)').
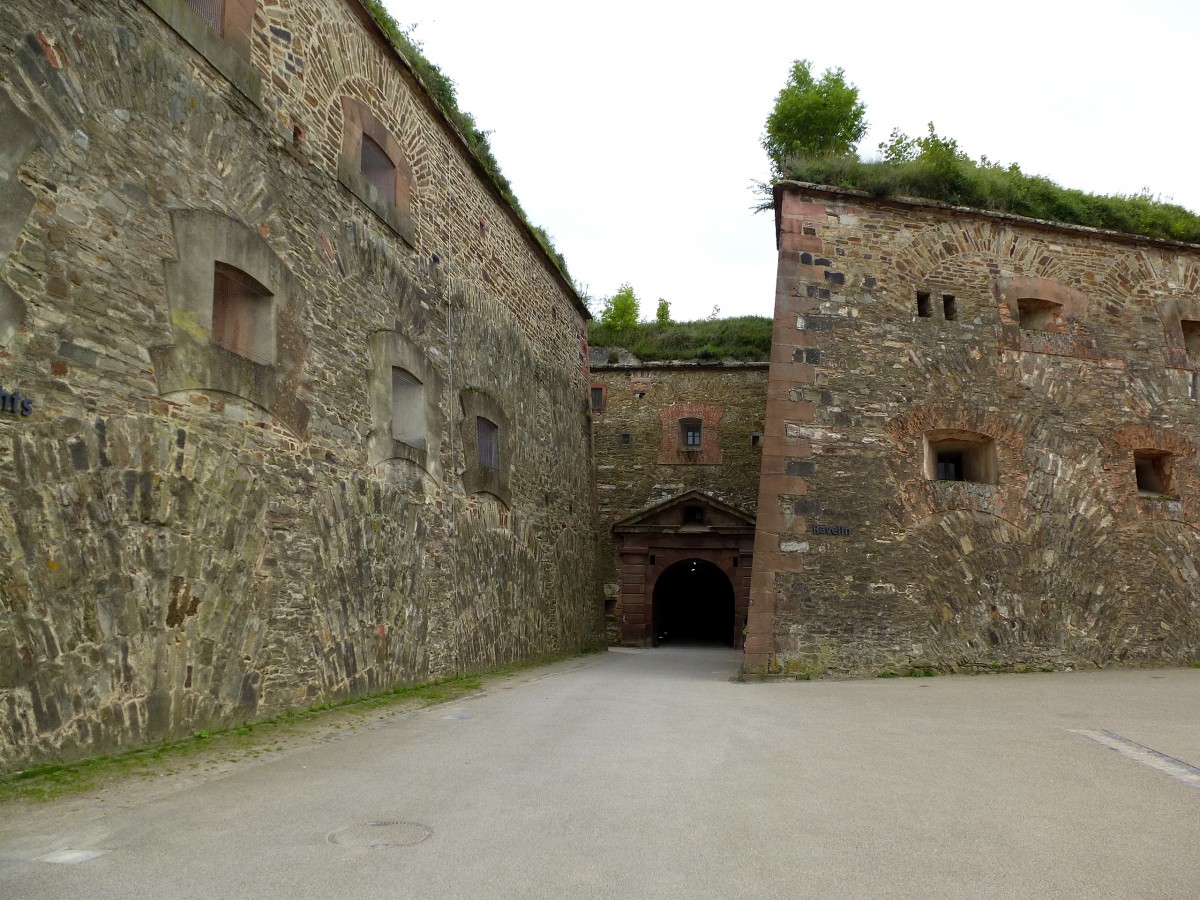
top-left (211, 262), bottom-right (274, 365)
top-left (360, 134), bottom-right (397, 202)
top-left (185, 0), bottom-right (224, 32)
top-left (477, 416), bottom-right (500, 470)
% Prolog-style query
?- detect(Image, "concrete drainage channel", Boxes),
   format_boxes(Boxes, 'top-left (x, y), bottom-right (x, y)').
top-left (327, 821), bottom-right (433, 849)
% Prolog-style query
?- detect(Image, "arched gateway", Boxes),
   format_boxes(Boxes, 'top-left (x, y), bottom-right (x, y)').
top-left (611, 490), bottom-right (755, 647)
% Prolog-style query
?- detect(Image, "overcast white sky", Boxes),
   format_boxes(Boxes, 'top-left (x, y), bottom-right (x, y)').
top-left (382, 0), bottom-right (1200, 322)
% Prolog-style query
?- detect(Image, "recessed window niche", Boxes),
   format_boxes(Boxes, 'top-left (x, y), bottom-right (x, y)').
top-left (151, 210), bottom-right (308, 437)
top-left (1181, 320), bottom-right (1200, 354)
top-left (460, 389), bottom-right (510, 504)
top-left (1134, 450), bottom-right (1177, 499)
top-left (1017, 297), bottom-right (1064, 332)
top-left (338, 96), bottom-right (415, 244)
top-left (924, 430), bottom-right (998, 485)
top-left (211, 262), bottom-right (274, 365)
top-left (368, 330), bottom-right (442, 476)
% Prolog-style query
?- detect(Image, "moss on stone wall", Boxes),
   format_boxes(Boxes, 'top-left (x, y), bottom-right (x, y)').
top-left (357, 0), bottom-right (572, 281)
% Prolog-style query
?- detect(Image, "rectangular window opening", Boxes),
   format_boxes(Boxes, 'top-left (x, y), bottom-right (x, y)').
top-left (916, 291), bottom-right (932, 318)
top-left (1017, 297), bottom-right (1063, 332)
top-left (620, 431), bottom-right (632, 446)
top-left (925, 431), bottom-right (998, 485)
top-left (212, 263), bottom-right (273, 365)
top-left (1181, 320), bottom-right (1200, 354)
top-left (942, 294), bottom-right (957, 321)
top-left (750, 432), bottom-right (762, 448)
top-left (185, 0), bottom-right (225, 32)
top-left (590, 386), bottom-right (605, 412)
top-left (679, 418), bottom-right (702, 449)
top-left (684, 505), bottom-right (705, 524)
top-left (936, 451), bottom-right (964, 482)
top-left (1135, 450), bottom-right (1176, 498)
top-left (360, 133), bottom-right (397, 202)
top-left (477, 416), bottom-right (500, 470)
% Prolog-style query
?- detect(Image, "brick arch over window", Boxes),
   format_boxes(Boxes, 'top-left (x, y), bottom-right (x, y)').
top-left (657, 403), bottom-right (724, 465)
top-left (993, 275), bottom-right (1096, 358)
top-left (1101, 426), bottom-right (1200, 528)
top-left (150, 210), bottom-right (309, 437)
top-left (883, 402), bottom-right (1028, 528)
top-left (337, 96), bottom-right (415, 245)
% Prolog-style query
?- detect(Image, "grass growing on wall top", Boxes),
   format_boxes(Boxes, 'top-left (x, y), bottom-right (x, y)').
top-left (358, 1), bottom-right (572, 281)
top-left (589, 316), bottom-right (773, 363)
top-left (779, 152), bottom-right (1200, 245)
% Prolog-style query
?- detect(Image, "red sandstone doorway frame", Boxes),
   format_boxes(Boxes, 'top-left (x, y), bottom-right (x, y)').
top-left (612, 491), bottom-right (755, 648)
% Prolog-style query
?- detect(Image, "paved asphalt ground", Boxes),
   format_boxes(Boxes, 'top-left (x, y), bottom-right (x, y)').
top-left (1, 646), bottom-right (1198, 899)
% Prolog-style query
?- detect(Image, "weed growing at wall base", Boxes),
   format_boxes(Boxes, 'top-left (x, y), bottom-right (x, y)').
top-left (0, 656), bottom-right (574, 803)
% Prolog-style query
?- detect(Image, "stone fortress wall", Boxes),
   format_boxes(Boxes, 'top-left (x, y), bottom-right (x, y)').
top-left (0, 0), bottom-right (600, 769)
top-left (589, 357), bottom-right (767, 642)
top-left (745, 183), bottom-right (1200, 675)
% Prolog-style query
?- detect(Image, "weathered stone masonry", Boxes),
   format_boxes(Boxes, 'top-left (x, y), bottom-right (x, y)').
top-left (590, 360), bottom-right (766, 645)
top-left (746, 183), bottom-right (1200, 675)
top-left (0, 0), bottom-right (600, 769)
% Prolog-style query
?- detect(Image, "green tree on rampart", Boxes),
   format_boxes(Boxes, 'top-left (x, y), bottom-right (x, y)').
top-left (655, 298), bottom-right (671, 325)
top-left (599, 283), bottom-right (640, 332)
top-left (762, 59), bottom-right (867, 175)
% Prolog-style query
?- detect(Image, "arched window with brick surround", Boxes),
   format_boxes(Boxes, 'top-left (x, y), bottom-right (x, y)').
top-left (994, 275), bottom-right (1090, 355)
top-left (657, 404), bottom-right (724, 465)
top-left (923, 430), bottom-right (998, 484)
top-left (1155, 297), bottom-right (1200, 369)
top-left (338, 96), bottom-right (415, 244)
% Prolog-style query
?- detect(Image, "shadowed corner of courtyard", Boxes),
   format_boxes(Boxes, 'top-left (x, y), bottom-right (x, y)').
top-left (0, 653), bottom-right (597, 806)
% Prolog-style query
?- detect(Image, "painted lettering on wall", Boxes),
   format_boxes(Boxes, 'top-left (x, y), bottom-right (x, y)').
top-left (811, 523), bottom-right (851, 536)
top-left (0, 386), bottom-right (34, 416)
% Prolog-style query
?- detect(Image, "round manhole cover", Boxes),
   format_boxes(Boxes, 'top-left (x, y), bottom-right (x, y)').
top-left (328, 821), bottom-right (432, 849)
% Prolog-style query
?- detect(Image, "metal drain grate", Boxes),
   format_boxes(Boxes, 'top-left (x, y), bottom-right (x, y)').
top-left (327, 820), bottom-right (432, 849)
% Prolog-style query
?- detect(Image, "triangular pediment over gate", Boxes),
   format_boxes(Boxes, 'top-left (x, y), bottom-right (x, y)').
top-left (612, 490), bottom-right (756, 535)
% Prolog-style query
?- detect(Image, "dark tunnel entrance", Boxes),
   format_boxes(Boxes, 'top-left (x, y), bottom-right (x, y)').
top-left (652, 559), bottom-right (736, 647)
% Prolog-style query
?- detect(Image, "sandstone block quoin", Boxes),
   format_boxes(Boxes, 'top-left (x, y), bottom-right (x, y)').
top-left (745, 184), bottom-right (1200, 675)
top-left (0, 0), bottom-right (600, 769)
